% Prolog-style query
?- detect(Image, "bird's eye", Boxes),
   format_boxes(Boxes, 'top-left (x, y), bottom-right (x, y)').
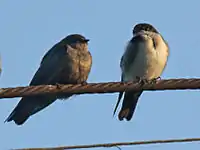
top-left (77, 39), bottom-right (87, 43)
top-left (75, 40), bottom-right (82, 44)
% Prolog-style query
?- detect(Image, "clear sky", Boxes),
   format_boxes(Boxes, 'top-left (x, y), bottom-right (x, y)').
top-left (0, 1), bottom-right (200, 150)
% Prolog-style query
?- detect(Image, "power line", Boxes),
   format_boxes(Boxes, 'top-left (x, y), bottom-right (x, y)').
top-left (4, 79), bottom-right (200, 149)
top-left (15, 137), bottom-right (200, 150)
top-left (0, 78), bottom-right (200, 99)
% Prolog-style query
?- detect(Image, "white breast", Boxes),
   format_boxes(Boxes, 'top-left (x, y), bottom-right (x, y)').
top-left (123, 33), bottom-right (168, 82)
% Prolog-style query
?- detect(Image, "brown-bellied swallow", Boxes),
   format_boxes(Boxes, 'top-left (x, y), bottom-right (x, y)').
top-left (5, 34), bottom-right (92, 125)
top-left (113, 23), bottom-right (169, 121)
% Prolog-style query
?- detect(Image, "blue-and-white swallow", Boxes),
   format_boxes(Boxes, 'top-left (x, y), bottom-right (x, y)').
top-left (5, 34), bottom-right (92, 125)
top-left (113, 23), bottom-right (169, 121)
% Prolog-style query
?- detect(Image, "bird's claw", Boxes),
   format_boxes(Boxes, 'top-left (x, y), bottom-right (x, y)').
top-left (81, 81), bottom-right (88, 86)
top-left (149, 76), bottom-right (161, 84)
top-left (55, 83), bottom-right (62, 89)
top-left (135, 76), bottom-right (161, 85)
top-left (135, 76), bottom-right (149, 85)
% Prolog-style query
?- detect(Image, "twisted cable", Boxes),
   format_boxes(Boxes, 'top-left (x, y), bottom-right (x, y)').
top-left (1, 78), bottom-right (200, 99)
top-left (15, 137), bottom-right (200, 150)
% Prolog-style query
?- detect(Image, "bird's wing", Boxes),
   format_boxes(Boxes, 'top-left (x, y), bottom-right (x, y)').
top-left (123, 35), bottom-right (145, 70)
top-left (113, 35), bottom-right (144, 116)
top-left (30, 43), bottom-right (68, 85)
top-left (5, 44), bottom-right (72, 124)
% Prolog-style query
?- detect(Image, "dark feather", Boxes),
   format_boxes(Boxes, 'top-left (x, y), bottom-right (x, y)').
top-left (5, 45), bottom-right (69, 124)
top-left (118, 91), bottom-right (143, 121)
top-left (113, 34), bottom-right (146, 121)
top-left (113, 74), bottom-right (124, 116)
top-left (133, 23), bottom-right (159, 35)
top-left (123, 35), bottom-right (146, 71)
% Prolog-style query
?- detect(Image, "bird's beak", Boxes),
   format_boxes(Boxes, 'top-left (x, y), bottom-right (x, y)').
top-left (84, 39), bottom-right (90, 42)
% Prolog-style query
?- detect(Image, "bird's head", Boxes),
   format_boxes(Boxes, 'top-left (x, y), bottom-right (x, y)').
top-left (132, 23), bottom-right (159, 36)
top-left (63, 34), bottom-right (90, 51)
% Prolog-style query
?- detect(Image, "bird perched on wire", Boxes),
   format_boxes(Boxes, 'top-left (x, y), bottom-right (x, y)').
top-left (113, 23), bottom-right (169, 121)
top-left (5, 34), bottom-right (92, 125)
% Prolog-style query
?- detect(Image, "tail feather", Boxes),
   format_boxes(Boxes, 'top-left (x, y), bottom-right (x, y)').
top-left (5, 96), bottom-right (57, 125)
top-left (113, 92), bottom-right (124, 117)
top-left (5, 94), bottom-right (73, 125)
top-left (118, 91), bottom-right (143, 121)
top-left (5, 107), bottom-right (31, 125)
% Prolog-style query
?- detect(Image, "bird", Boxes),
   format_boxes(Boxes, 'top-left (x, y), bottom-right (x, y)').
top-left (113, 23), bottom-right (169, 121)
top-left (5, 34), bottom-right (92, 125)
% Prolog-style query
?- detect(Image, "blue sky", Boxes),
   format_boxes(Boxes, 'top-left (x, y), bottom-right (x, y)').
top-left (0, 0), bottom-right (200, 150)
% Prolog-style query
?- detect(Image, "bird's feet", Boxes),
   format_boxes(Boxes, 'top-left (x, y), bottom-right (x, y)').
top-left (55, 83), bottom-right (63, 89)
top-left (149, 76), bottom-right (161, 84)
top-left (135, 76), bottom-right (149, 85)
top-left (135, 76), bottom-right (161, 85)
top-left (81, 81), bottom-right (88, 86)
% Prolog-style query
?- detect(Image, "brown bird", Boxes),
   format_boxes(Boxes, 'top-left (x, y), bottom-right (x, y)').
top-left (5, 34), bottom-right (92, 125)
top-left (113, 23), bottom-right (169, 121)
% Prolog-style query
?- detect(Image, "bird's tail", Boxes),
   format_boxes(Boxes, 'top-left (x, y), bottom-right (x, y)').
top-left (118, 91), bottom-right (143, 121)
top-left (5, 96), bottom-right (57, 125)
top-left (5, 106), bottom-right (31, 125)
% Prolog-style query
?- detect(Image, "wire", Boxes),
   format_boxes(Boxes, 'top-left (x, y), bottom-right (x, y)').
top-left (1, 78), bottom-right (200, 99)
top-left (15, 137), bottom-right (200, 150)
top-left (4, 78), bottom-right (200, 149)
